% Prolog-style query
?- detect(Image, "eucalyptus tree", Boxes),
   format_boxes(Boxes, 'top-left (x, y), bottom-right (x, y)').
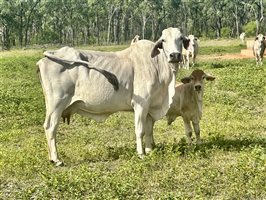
top-left (241, 0), bottom-right (265, 35)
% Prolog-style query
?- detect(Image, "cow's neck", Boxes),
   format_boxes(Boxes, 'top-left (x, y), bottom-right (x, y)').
top-left (190, 85), bottom-right (203, 119)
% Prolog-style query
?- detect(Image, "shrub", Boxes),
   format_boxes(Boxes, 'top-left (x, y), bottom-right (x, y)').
top-left (243, 21), bottom-right (257, 37)
top-left (221, 27), bottom-right (231, 38)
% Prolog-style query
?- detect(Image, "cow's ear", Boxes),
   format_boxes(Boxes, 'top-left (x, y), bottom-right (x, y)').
top-left (151, 39), bottom-right (163, 58)
top-left (181, 76), bottom-right (191, 84)
top-left (205, 74), bottom-right (215, 81)
top-left (183, 38), bottom-right (190, 50)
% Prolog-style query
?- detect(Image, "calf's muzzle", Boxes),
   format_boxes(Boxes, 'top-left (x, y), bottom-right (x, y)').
top-left (194, 85), bottom-right (202, 91)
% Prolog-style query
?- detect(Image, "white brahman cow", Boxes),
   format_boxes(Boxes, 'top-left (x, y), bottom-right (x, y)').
top-left (182, 34), bottom-right (199, 69)
top-left (240, 32), bottom-right (246, 44)
top-left (253, 34), bottom-right (266, 66)
top-left (37, 27), bottom-right (190, 166)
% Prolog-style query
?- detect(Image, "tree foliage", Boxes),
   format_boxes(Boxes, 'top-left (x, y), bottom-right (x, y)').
top-left (0, 0), bottom-right (265, 49)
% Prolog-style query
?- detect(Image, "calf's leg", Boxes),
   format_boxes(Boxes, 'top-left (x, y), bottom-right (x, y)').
top-left (182, 118), bottom-right (193, 144)
top-left (192, 121), bottom-right (201, 144)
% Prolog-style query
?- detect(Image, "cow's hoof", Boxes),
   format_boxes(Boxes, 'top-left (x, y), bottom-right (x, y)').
top-left (138, 154), bottom-right (145, 159)
top-left (145, 148), bottom-right (153, 154)
top-left (55, 161), bottom-right (64, 167)
top-left (196, 140), bottom-right (202, 145)
top-left (50, 160), bottom-right (64, 167)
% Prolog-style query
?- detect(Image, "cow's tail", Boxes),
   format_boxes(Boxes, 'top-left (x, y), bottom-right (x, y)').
top-left (43, 51), bottom-right (119, 91)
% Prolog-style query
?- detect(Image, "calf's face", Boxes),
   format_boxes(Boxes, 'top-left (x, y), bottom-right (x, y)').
top-left (181, 69), bottom-right (215, 98)
top-left (151, 27), bottom-right (190, 63)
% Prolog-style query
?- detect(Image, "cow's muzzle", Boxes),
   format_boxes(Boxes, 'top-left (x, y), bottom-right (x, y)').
top-left (169, 52), bottom-right (182, 63)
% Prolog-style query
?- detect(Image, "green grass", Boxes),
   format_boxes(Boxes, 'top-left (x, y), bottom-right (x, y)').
top-left (0, 41), bottom-right (265, 199)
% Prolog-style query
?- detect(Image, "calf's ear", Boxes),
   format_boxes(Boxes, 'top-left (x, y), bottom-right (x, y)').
top-left (205, 74), bottom-right (215, 81)
top-left (151, 39), bottom-right (163, 58)
top-left (181, 76), bottom-right (191, 84)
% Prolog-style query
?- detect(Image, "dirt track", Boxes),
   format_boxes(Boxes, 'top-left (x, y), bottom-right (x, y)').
top-left (199, 53), bottom-right (254, 61)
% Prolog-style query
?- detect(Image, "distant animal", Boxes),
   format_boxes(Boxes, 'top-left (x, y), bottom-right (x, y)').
top-left (239, 32), bottom-right (246, 43)
top-left (166, 69), bottom-right (215, 144)
top-left (182, 34), bottom-right (199, 69)
top-left (253, 34), bottom-right (266, 65)
top-left (131, 35), bottom-right (140, 44)
top-left (37, 27), bottom-right (190, 166)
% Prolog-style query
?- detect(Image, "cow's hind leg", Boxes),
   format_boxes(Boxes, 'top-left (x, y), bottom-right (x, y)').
top-left (144, 114), bottom-right (155, 154)
top-left (44, 110), bottom-right (62, 166)
top-left (44, 99), bottom-right (70, 166)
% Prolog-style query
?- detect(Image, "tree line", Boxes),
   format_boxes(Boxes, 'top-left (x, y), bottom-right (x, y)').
top-left (0, 0), bottom-right (265, 50)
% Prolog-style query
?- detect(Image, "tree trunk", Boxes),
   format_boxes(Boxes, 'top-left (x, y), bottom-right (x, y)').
top-left (234, 5), bottom-right (239, 37)
top-left (19, 3), bottom-right (23, 48)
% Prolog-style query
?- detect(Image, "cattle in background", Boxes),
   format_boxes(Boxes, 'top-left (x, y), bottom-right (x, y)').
top-left (37, 27), bottom-right (189, 166)
top-left (253, 34), bottom-right (266, 66)
top-left (240, 32), bottom-right (246, 44)
top-left (131, 35), bottom-right (140, 44)
top-left (166, 69), bottom-right (215, 144)
top-left (182, 34), bottom-right (199, 69)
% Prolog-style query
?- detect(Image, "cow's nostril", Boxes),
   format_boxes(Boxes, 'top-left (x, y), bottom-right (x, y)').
top-left (195, 85), bottom-right (201, 91)
top-left (170, 53), bottom-right (174, 58)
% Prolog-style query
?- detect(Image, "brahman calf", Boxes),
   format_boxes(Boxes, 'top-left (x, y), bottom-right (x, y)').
top-left (166, 69), bottom-right (215, 144)
top-left (183, 35), bottom-right (199, 69)
top-left (253, 34), bottom-right (266, 66)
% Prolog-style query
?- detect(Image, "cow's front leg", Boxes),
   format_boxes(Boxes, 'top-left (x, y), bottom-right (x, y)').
top-left (192, 121), bottom-right (201, 144)
top-left (144, 114), bottom-right (155, 154)
top-left (192, 54), bottom-right (196, 67)
top-left (259, 56), bottom-right (263, 66)
top-left (182, 117), bottom-right (193, 144)
top-left (134, 104), bottom-right (148, 158)
top-left (186, 56), bottom-right (190, 69)
top-left (256, 55), bottom-right (260, 66)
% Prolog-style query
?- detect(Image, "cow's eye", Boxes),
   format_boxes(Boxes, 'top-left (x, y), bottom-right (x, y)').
top-left (162, 39), bottom-right (165, 42)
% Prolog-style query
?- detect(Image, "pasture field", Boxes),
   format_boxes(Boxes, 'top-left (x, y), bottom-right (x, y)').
top-left (0, 40), bottom-right (265, 199)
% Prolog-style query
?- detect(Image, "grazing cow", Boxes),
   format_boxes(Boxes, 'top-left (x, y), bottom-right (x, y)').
top-left (239, 32), bottom-right (246, 44)
top-left (37, 27), bottom-right (189, 166)
top-left (253, 34), bottom-right (266, 66)
top-left (166, 69), bottom-right (215, 144)
top-left (182, 34), bottom-right (199, 69)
